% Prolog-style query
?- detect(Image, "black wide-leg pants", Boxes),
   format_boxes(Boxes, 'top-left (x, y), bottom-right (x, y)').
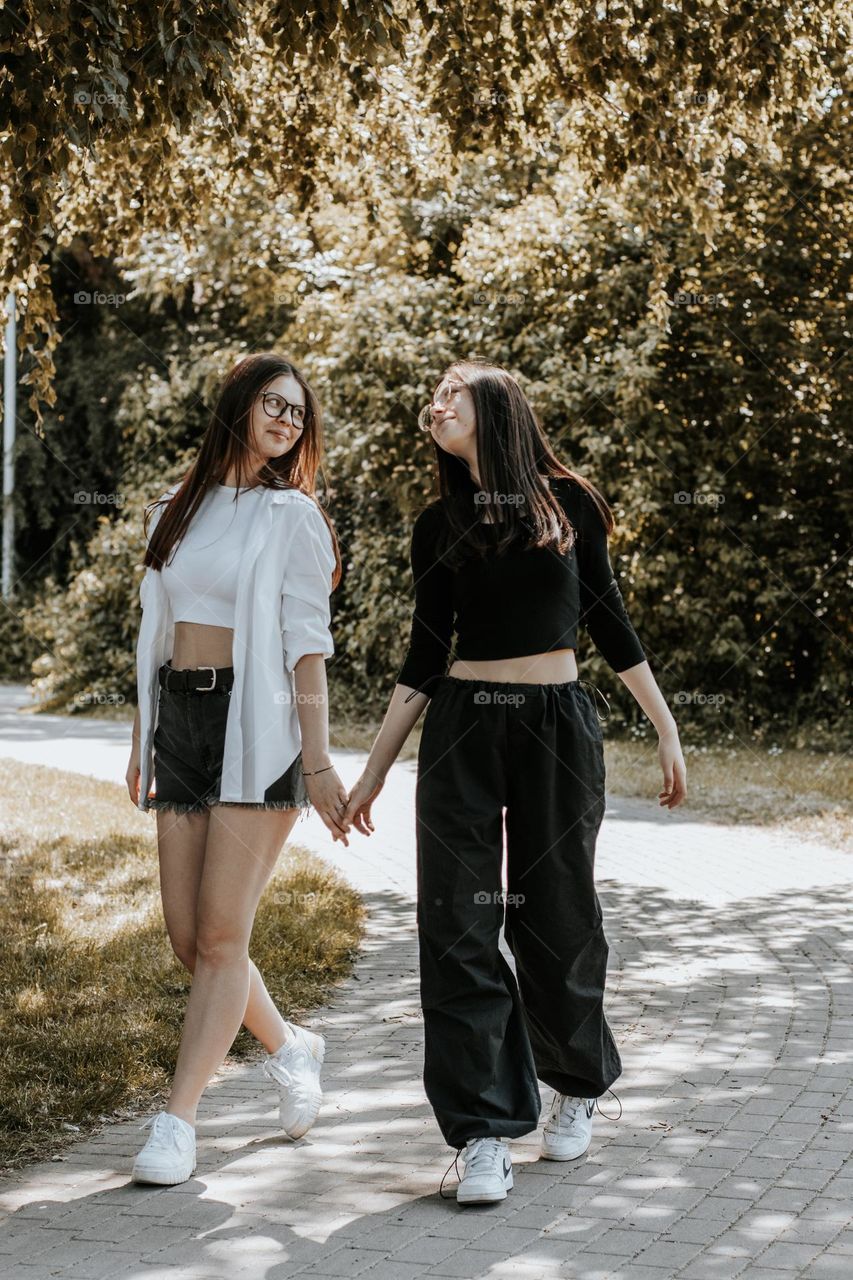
top-left (415, 675), bottom-right (622, 1150)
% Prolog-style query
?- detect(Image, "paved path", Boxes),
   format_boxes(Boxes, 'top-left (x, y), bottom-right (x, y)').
top-left (0, 684), bottom-right (851, 1279)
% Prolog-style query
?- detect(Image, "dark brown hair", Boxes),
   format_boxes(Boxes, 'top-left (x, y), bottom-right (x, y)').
top-left (426, 358), bottom-right (613, 567)
top-left (143, 353), bottom-right (341, 589)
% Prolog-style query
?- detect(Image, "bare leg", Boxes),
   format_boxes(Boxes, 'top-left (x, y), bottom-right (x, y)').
top-left (156, 806), bottom-right (301, 1124)
top-left (156, 808), bottom-right (296, 1053)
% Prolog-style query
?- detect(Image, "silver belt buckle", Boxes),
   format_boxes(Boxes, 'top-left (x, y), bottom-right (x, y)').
top-left (197, 665), bottom-right (217, 692)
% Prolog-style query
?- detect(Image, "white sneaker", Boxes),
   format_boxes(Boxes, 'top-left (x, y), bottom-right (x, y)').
top-left (540, 1093), bottom-right (595, 1161)
top-left (456, 1137), bottom-right (513, 1205)
top-left (131, 1111), bottom-right (196, 1185)
top-left (261, 1022), bottom-right (325, 1139)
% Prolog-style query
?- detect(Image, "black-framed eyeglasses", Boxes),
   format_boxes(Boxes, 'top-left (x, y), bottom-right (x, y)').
top-left (260, 391), bottom-right (306, 428)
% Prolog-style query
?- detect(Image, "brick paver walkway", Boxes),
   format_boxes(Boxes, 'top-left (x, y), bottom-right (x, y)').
top-left (1, 735), bottom-right (851, 1280)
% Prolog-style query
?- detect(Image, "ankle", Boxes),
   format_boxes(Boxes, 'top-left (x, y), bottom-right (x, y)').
top-left (270, 1022), bottom-right (296, 1055)
top-left (165, 1107), bottom-right (196, 1130)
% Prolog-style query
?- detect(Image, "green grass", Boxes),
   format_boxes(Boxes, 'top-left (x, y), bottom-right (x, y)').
top-left (0, 759), bottom-right (366, 1173)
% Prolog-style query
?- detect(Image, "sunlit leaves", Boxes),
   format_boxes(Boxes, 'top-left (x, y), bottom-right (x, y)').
top-left (2, 1), bottom-right (849, 422)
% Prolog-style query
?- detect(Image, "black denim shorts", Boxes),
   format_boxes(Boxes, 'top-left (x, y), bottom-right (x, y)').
top-left (145, 661), bottom-right (311, 818)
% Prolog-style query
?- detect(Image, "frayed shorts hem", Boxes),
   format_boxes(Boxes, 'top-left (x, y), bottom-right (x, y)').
top-left (143, 797), bottom-right (313, 818)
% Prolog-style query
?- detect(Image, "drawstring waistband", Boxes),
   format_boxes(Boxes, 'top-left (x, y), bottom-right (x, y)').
top-left (405, 674), bottom-right (612, 718)
top-left (576, 679), bottom-right (611, 722)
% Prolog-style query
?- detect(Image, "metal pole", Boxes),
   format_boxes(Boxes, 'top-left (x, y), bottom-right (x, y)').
top-left (2, 290), bottom-right (15, 600)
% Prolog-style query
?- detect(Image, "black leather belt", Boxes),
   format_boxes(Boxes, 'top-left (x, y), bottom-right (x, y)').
top-left (159, 663), bottom-right (234, 693)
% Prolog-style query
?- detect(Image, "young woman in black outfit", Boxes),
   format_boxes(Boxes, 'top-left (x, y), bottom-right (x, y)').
top-left (344, 360), bottom-right (686, 1205)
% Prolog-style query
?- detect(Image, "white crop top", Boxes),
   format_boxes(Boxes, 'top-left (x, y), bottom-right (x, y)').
top-left (161, 484), bottom-right (263, 627)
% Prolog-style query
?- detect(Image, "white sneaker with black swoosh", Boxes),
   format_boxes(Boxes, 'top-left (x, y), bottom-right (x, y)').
top-left (456, 1137), bottom-right (513, 1204)
top-left (540, 1093), bottom-right (596, 1160)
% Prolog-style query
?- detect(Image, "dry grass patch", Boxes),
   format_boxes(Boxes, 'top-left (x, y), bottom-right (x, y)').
top-left (0, 759), bottom-right (366, 1173)
top-left (604, 738), bottom-right (852, 848)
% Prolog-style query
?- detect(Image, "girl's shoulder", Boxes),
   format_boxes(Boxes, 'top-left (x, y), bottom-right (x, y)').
top-left (144, 481), bottom-right (181, 534)
top-left (268, 487), bottom-right (328, 522)
top-left (268, 486), bottom-right (319, 508)
top-left (151, 480), bottom-right (181, 506)
top-left (410, 498), bottom-right (448, 539)
top-left (546, 473), bottom-right (603, 523)
top-left (545, 472), bottom-right (585, 503)
top-left (413, 496), bottom-right (446, 522)
top-left (269, 489), bottom-right (334, 560)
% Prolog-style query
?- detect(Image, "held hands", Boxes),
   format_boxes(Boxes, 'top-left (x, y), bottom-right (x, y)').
top-left (658, 729), bottom-right (687, 809)
top-left (303, 761), bottom-right (352, 846)
top-left (342, 767), bottom-right (385, 837)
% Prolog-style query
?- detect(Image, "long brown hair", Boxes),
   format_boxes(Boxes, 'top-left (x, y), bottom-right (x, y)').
top-left (426, 359), bottom-right (614, 567)
top-left (143, 353), bottom-right (341, 589)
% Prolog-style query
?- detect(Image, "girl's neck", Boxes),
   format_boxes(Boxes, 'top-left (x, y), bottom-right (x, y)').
top-left (222, 453), bottom-right (266, 488)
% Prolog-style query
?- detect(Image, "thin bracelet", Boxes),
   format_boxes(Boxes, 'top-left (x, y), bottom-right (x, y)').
top-left (303, 763), bottom-right (334, 776)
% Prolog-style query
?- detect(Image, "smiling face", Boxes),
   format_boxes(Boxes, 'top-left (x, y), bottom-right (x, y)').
top-left (248, 373), bottom-right (306, 461)
top-left (425, 372), bottom-right (477, 459)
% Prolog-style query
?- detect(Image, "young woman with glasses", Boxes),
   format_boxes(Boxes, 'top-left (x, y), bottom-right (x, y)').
top-left (344, 360), bottom-right (686, 1205)
top-left (125, 353), bottom-right (347, 1185)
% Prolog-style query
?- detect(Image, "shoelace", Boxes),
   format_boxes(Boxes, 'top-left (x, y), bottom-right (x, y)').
top-left (263, 1045), bottom-right (315, 1081)
top-left (138, 1111), bottom-right (192, 1151)
top-left (263, 1056), bottom-right (297, 1088)
top-left (439, 1089), bottom-right (623, 1196)
top-left (439, 1137), bottom-right (506, 1199)
top-left (262, 1050), bottom-right (318, 1106)
top-left (464, 1138), bottom-right (505, 1177)
top-left (547, 1086), bottom-right (623, 1134)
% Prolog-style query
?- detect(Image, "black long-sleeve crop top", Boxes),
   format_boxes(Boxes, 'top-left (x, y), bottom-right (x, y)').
top-left (396, 475), bottom-right (646, 697)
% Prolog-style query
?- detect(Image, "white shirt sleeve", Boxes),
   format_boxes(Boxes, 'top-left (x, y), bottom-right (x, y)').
top-left (279, 502), bottom-right (336, 673)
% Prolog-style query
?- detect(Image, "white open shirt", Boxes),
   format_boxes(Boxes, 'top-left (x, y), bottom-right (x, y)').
top-left (135, 483), bottom-right (336, 812)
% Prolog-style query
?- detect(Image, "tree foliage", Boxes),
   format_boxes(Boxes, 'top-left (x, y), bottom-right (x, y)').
top-left (15, 79), bottom-right (850, 744)
top-left (2, 2), bottom-right (849, 420)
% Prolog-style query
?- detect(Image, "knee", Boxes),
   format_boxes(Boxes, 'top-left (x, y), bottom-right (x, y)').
top-left (169, 936), bottom-right (197, 972)
top-left (194, 924), bottom-right (248, 968)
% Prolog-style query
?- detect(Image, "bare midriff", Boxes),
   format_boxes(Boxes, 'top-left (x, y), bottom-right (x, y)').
top-left (447, 647), bottom-right (579, 684)
top-left (170, 621), bottom-right (234, 670)
top-left (172, 631), bottom-right (579, 685)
